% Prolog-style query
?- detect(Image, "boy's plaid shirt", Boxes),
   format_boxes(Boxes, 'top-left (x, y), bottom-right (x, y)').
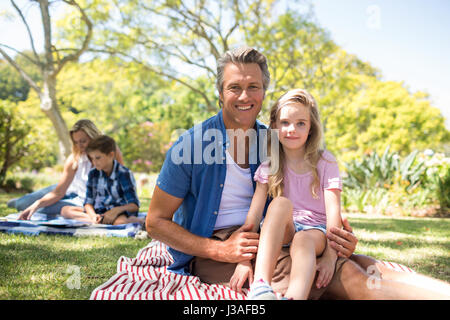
top-left (84, 160), bottom-right (140, 213)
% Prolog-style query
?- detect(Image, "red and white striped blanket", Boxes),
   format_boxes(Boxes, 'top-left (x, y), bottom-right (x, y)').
top-left (90, 240), bottom-right (415, 300)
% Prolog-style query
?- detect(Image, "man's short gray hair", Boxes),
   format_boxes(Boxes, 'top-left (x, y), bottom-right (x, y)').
top-left (216, 46), bottom-right (270, 96)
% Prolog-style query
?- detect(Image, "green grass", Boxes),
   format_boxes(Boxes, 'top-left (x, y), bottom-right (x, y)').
top-left (0, 234), bottom-right (148, 299)
top-left (0, 191), bottom-right (449, 299)
top-left (346, 213), bottom-right (449, 281)
top-left (0, 190), bottom-right (152, 299)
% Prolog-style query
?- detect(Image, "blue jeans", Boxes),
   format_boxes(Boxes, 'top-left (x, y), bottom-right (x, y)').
top-left (293, 222), bottom-right (327, 235)
top-left (260, 219), bottom-right (327, 248)
top-left (13, 184), bottom-right (84, 216)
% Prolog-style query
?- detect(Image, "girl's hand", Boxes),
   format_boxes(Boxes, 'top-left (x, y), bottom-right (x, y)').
top-left (230, 260), bottom-right (253, 293)
top-left (95, 214), bottom-right (103, 224)
top-left (315, 248), bottom-right (338, 289)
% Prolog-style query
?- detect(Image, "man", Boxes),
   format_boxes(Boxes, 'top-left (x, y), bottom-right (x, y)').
top-left (147, 46), bottom-right (450, 299)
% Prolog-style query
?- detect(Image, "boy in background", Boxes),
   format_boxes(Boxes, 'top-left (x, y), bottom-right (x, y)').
top-left (61, 135), bottom-right (143, 225)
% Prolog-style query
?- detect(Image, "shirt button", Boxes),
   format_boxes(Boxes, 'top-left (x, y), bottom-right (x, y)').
top-left (219, 184), bottom-right (223, 188)
top-left (213, 211), bottom-right (218, 215)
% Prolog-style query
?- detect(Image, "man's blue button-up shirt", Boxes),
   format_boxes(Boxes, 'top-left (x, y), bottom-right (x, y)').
top-left (156, 110), bottom-right (268, 275)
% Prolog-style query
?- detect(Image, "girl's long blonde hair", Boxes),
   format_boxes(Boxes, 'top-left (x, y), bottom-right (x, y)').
top-left (69, 119), bottom-right (102, 169)
top-left (268, 89), bottom-right (324, 199)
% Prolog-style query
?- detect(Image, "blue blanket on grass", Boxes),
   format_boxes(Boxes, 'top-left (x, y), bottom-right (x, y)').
top-left (0, 212), bottom-right (146, 238)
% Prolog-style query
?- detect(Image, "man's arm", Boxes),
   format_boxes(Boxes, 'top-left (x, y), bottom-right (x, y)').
top-left (146, 186), bottom-right (259, 263)
top-left (327, 216), bottom-right (358, 258)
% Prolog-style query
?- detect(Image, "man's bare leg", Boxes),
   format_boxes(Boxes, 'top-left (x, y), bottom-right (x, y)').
top-left (323, 258), bottom-right (450, 299)
top-left (349, 254), bottom-right (450, 299)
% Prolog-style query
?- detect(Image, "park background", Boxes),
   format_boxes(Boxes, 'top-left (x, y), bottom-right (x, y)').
top-left (0, 0), bottom-right (449, 299)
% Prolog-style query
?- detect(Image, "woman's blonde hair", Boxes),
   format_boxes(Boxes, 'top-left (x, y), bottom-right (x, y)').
top-left (69, 119), bottom-right (102, 169)
top-left (268, 89), bottom-right (324, 199)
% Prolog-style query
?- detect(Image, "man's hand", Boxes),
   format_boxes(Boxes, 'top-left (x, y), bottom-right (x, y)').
top-left (326, 216), bottom-right (358, 258)
top-left (218, 224), bottom-right (259, 263)
top-left (18, 201), bottom-right (40, 220)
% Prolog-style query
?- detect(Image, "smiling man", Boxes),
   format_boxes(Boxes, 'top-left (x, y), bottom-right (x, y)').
top-left (220, 62), bottom-right (265, 131)
top-left (146, 47), bottom-right (268, 275)
top-left (146, 46), bottom-right (450, 300)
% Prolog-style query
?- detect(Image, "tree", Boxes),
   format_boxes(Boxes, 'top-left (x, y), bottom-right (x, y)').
top-left (0, 59), bottom-right (30, 102)
top-left (16, 0), bottom-right (447, 172)
top-left (0, 0), bottom-right (92, 158)
top-left (324, 76), bottom-right (449, 163)
top-left (55, 57), bottom-right (214, 170)
top-left (0, 100), bottom-right (32, 187)
top-left (82, 0), bottom-right (378, 116)
top-left (80, 0), bottom-right (305, 112)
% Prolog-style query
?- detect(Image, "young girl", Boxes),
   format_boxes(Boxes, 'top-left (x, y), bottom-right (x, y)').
top-left (229, 89), bottom-right (342, 300)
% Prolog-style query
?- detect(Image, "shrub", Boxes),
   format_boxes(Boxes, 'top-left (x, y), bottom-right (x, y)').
top-left (118, 120), bottom-right (173, 173)
top-left (423, 152), bottom-right (450, 213)
top-left (341, 146), bottom-right (437, 215)
top-left (0, 101), bottom-right (32, 187)
top-left (343, 146), bottom-right (426, 192)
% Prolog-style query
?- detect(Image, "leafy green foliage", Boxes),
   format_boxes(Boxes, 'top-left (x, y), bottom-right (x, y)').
top-left (118, 120), bottom-right (172, 173)
top-left (424, 153), bottom-right (450, 212)
top-left (432, 170), bottom-right (450, 211)
top-left (342, 147), bottom-right (450, 215)
top-left (12, 90), bottom-right (59, 171)
top-left (1, 0), bottom-right (448, 214)
top-left (0, 60), bottom-right (29, 102)
top-left (0, 101), bottom-right (32, 187)
top-left (343, 146), bottom-right (399, 190)
top-left (325, 78), bottom-right (449, 163)
top-left (343, 146), bottom-right (426, 192)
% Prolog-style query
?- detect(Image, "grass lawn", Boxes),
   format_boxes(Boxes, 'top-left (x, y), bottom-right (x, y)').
top-left (0, 191), bottom-right (449, 299)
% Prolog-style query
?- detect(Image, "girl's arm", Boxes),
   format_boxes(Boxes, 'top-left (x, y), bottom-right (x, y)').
top-left (323, 188), bottom-right (342, 260)
top-left (18, 155), bottom-right (77, 220)
top-left (324, 189), bottom-right (342, 236)
top-left (229, 182), bottom-right (268, 292)
top-left (315, 188), bottom-right (342, 289)
top-left (244, 181), bottom-right (269, 232)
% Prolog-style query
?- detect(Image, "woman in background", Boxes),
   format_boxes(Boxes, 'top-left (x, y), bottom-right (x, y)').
top-left (7, 119), bottom-right (124, 220)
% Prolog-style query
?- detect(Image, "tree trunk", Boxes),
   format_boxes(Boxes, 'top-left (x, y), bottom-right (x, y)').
top-left (0, 114), bottom-right (12, 187)
top-left (1, 0), bottom-right (92, 163)
top-left (40, 74), bottom-right (71, 160)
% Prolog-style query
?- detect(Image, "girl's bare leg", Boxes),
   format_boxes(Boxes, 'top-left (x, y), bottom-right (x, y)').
top-left (285, 230), bottom-right (326, 300)
top-left (253, 197), bottom-right (295, 283)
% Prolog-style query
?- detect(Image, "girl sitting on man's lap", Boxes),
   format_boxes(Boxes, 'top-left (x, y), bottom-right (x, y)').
top-left (230, 89), bottom-right (342, 300)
